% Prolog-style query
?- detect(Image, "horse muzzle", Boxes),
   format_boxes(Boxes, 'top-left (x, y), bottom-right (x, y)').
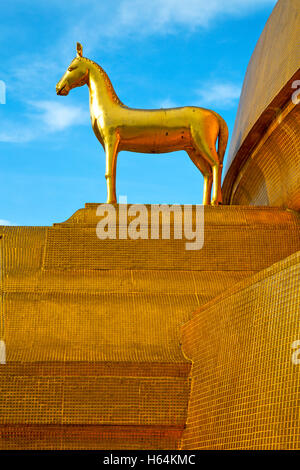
top-left (56, 82), bottom-right (70, 96)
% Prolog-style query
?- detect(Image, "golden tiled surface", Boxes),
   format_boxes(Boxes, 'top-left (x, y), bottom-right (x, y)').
top-left (181, 251), bottom-right (300, 450)
top-left (223, 0), bottom-right (300, 209)
top-left (0, 205), bottom-right (299, 449)
top-left (1, 206), bottom-right (299, 364)
top-left (0, 371), bottom-right (189, 426)
top-left (226, 103), bottom-right (300, 210)
top-left (0, 362), bottom-right (190, 449)
top-left (0, 425), bottom-right (183, 450)
top-left (225, 0), bottom-right (300, 172)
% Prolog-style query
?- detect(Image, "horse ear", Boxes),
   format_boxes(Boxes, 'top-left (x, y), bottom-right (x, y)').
top-left (77, 42), bottom-right (83, 57)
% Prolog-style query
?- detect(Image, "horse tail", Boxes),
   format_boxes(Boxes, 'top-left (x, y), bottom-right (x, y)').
top-left (216, 114), bottom-right (229, 165)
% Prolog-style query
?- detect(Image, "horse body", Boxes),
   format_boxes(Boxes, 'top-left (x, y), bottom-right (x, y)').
top-left (108, 107), bottom-right (215, 152)
top-left (56, 43), bottom-right (228, 205)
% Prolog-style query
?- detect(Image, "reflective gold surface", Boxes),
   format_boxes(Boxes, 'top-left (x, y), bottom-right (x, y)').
top-left (1, 206), bottom-right (299, 449)
top-left (182, 251), bottom-right (300, 450)
top-left (223, 0), bottom-right (300, 209)
top-left (228, 102), bottom-right (300, 210)
top-left (56, 43), bottom-right (228, 205)
top-left (226, 0), bottom-right (300, 172)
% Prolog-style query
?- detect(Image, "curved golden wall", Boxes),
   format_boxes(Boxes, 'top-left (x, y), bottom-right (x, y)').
top-left (181, 251), bottom-right (300, 450)
top-left (229, 103), bottom-right (300, 208)
top-left (223, 0), bottom-right (300, 209)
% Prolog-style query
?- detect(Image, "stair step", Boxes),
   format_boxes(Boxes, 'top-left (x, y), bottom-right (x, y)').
top-left (0, 424), bottom-right (183, 450)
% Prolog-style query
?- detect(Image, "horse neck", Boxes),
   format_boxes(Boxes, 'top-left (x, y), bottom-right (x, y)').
top-left (87, 61), bottom-right (123, 112)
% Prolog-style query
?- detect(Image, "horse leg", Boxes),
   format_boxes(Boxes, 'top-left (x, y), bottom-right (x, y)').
top-left (212, 163), bottom-right (223, 205)
top-left (203, 172), bottom-right (213, 205)
top-left (104, 134), bottom-right (119, 204)
top-left (187, 149), bottom-right (213, 205)
top-left (190, 128), bottom-right (222, 205)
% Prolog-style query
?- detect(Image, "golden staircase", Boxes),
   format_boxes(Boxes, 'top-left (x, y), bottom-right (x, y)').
top-left (0, 204), bottom-right (299, 449)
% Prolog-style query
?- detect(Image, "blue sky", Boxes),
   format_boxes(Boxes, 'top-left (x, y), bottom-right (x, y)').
top-left (0, 0), bottom-right (277, 226)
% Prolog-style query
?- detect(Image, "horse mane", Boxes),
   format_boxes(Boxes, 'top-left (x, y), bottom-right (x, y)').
top-left (80, 57), bottom-right (126, 107)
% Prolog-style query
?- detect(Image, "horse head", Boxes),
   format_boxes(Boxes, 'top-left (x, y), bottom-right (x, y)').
top-left (56, 43), bottom-right (88, 96)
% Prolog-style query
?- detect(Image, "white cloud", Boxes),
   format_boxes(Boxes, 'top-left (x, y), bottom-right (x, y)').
top-left (196, 81), bottom-right (241, 108)
top-left (153, 81), bottom-right (242, 111)
top-left (0, 219), bottom-right (13, 225)
top-left (0, 127), bottom-right (35, 144)
top-left (158, 98), bottom-right (178, 109)
top-left (118, 0), bottom-right (276, 32)
top-left (0, 101), bottom-right (89, 143)
top-left (30, 101), bottom-right (89, 131)
top-left (66, 0), bottom-right (277, 43)
top-left (9, 58), bottom-right (61, 100)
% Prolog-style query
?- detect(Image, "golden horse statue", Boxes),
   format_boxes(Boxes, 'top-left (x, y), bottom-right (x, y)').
top-left (56, 43), bottom-right (228, 205)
